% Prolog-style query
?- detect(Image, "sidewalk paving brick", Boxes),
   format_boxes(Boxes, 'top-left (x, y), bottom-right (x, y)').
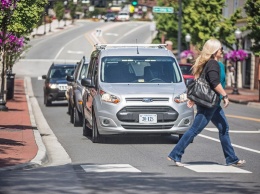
top-left (0, 79), bottom-right (38, 168)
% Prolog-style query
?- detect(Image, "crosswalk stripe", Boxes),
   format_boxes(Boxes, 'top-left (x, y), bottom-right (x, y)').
top-left (184, 164), bottom-right (251, 173)
top-left (81, 164), bottom-right (141, 173)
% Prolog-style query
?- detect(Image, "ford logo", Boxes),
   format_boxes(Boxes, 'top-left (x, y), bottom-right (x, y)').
top-left (142, 98), bottom-right (153, 103)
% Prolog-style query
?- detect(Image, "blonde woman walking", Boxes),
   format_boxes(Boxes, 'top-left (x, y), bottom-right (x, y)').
top-left (168, 38), bottom-right (245, 167)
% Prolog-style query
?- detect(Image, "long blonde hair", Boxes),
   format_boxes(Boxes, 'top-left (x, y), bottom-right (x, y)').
top-left (192, 39), bottom-right (221, 78)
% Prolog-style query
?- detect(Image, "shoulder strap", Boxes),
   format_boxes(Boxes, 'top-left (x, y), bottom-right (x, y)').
top-left (199, 61), bottom-right (209, 78)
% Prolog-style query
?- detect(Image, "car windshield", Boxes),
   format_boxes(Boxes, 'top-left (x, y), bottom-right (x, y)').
top-left (179, 65), bottom-right (192, 75)
top-left (50, 66), bottom-right (75, 79)
top-left (100, 56), bottom-right (182, 83)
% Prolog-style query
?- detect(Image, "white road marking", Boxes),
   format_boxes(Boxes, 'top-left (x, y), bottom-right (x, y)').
top-left (67, 50), bottom-right (83, 54)
top-left (105, 33), bottom-right (119, 36)
top-left (205, 128), bottom-right (260, 133)
top-left (81, 164), bottom-right (141, 173)
top-left (54, 36), bottom-right (83, 60)
top-left (19, 59), bottom-right (78, 62)
top-left (185, 164), bottom-right (251, 173)
top-left (38, 76), bottom-right (42, 80)
top-left (198, 134), bottom-right (260, 154)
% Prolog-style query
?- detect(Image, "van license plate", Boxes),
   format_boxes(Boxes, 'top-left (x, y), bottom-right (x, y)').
top-left (139, 114), bottom-right (157, 124)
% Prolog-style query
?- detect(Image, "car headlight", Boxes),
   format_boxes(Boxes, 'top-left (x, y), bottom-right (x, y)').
top-left (48, 83), bottom-right (58, 89)
top-left (100, 90), bottom-right (120, 104)
top-left (174, 92), bottom-right (188, 103)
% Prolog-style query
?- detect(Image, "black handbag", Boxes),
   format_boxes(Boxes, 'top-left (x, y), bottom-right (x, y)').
top-left (187, 63), bottom-right (220, 108)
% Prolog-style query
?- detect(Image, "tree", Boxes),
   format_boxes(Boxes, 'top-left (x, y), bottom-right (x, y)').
top-left (182, 0), bottom-right (241, 50)
top-left (0, 0), bottom-right (47, 110)
top-left (153, 0), bottom-right (242, 51)
top-left (244, 0), bottom-right (260, 55)
top-left (53, 0), bottom-right (65, 27)
top-left (152, 0), bottom-right (178, 47)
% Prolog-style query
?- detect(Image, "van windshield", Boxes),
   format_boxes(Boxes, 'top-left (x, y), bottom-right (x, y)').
top-left (100, 56), bottom-right (182, 83)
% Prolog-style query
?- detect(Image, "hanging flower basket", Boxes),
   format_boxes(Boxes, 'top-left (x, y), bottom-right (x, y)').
top-left (224, 49), bottom-right (248, 62)
top-left (180, 50), bottom-right (194, 59)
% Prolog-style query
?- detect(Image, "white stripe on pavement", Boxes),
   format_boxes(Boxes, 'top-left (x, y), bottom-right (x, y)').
top-left (198, 134), bottom-right (260, 154)
top-left (81, 164), bottom-right (141, 173)
top-left (19, 59), bottom-right (78, 62)
top-left (185, 164), bottom-right (251, 173)
top-left (205, 128), bottom-right (260, 133)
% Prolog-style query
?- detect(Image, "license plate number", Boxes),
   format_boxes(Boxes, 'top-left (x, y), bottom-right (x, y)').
top-left (139, 114), bottom-right (157, 124)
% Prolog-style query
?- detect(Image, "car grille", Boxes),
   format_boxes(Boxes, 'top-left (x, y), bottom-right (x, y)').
top-left (58, 84), bottom-right (67, 91)
top-left (117, 106), bottom-right (179, 124)
top-left (125, 98), bottom-right (169, 102)
top-left (121, 124), bottom-right (174, 130)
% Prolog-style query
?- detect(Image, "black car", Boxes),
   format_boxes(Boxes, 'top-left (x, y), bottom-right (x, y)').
top-left (42, 63), bottom-right (77, 106)
top-left (103, 12), bottom-right (116, 22)
top-left (66, 56), bottom-right (89, 126)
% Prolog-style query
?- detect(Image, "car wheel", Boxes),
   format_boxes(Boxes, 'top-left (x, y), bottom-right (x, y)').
top-left (70, 105), bottom-right (74, 124)
top-left (92, 112), bottom-right (101, 143)
top-left (67, 101), bottom-right (71, 115)
top-left (83, 115), bottom-right (92, 137)
top-left (74, 106), bottom-right (83, 127)
top-left (44, 94), bottom-right (52, 106)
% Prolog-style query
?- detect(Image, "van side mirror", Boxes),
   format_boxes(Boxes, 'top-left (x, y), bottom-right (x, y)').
top-left (42, 75), bottom-right (47, 79)
top-left (66, 75), bottom-right (74, 82)
top-left (81, 78), bottom-right (95, 88)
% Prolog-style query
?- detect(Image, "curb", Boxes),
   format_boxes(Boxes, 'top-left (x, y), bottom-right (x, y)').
top-left (229, 99), bottom-right (249, 105)
top-left (0, 78), bottom-right (48, 172)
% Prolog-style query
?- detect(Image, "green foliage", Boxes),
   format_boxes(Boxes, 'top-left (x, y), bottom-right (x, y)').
top-left (54, 0), bottom-right (65, 22)
top-left (7, 0), bottom-right (48, 36)
top-left (183, 0), bottom-right (241, 50)
top-left (153, 0), bottom-right (242, 51)
top-left (245, 0), bottom-right (260, 55)
top-left (153, 0), bottom-right (178, 48)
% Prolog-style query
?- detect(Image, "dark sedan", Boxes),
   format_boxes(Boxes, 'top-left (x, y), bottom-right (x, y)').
top-left (42, 63), bottom-right (77, 106)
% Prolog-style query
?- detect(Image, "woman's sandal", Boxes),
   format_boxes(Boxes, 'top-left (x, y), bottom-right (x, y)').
top-left (231, 160), bottom-right (246, 167)
top-left (167, 157), bottom-right (185, 167)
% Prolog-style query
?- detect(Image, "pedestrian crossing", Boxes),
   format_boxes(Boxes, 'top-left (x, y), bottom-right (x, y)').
top-left (81, 163), bottom-right (251, 174)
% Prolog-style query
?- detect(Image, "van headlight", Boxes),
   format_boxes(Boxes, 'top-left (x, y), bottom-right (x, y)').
top-left (174, 92), bottom-right (188, 103)
top-left (48, 83), bottom-right (58, 89)
top-left (100, 90), bottom-right (120, 104)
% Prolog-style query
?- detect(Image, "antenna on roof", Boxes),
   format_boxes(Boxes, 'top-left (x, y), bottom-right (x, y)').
top-left (136, 39), bottom-right (139, 54)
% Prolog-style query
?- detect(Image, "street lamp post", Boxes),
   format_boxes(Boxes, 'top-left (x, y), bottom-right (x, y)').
top-left (185, 33), bottom-right (191, 50)
top-left (232, 28), bottom-right (242, 95)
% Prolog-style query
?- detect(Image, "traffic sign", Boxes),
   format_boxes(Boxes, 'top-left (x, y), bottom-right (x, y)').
top-left (152, 6), bottom-right (174, 13)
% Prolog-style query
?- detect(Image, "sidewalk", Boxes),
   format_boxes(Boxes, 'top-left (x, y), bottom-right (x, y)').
top-left (0, 79), bottom-right (38, 170)
top-left (30, 19), bottom-right (74, 38)
top-left (0, 78), bottom-right (259, 170)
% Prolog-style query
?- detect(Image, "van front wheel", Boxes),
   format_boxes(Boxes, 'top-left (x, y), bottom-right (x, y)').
top-left (92, 112), bottom-right (101, 143)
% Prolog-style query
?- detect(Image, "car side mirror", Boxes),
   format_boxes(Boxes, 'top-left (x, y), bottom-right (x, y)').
top-left (42, 75), bottom-right (47, 79)
top-left (66, 75), bottom-right (74, 82)
top-left (81, 78), bottom-right (95, 88)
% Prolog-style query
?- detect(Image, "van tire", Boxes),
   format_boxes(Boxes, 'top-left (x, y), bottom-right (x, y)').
top-left (83, 116), bottom-right (92, 136)
top-left (92, 112), bottom-right (101, 143)
top-left (74, 106), bottom-right (83, 127)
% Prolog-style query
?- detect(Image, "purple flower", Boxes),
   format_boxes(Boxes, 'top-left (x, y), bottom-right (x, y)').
top-left (1, 0), bottom-right (18, 10)
top-left (180, 50), bottom-right (194, 58)
top-left (0, 32), bottom-right (24, 52)
top-left (224, 50), bottom-right (248, 62)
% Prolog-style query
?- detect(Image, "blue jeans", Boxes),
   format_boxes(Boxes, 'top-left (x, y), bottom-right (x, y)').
top-left (168, 105), bottom-right (239, 165)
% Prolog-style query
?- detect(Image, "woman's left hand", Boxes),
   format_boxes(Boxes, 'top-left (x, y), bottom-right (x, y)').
top-left (187, 100), bottom-right (195, 108)
top-left (223, 98), bottom-right (229, 108)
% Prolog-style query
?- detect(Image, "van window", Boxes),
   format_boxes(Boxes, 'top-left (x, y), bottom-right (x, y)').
top-left (100, 56), bottom-right (182, 83)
